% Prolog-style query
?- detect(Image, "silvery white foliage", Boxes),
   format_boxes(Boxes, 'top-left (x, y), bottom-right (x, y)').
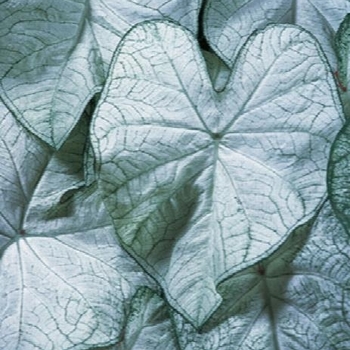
top-left (91, 21), bottom-right (343, 328)
top-left (203, 0), bottom-right (290, 65)
top-left (117, 287), bottom-right (179, 350)
top-left (0, 0), bottom-right (104, 148)
top-left (0, 100), bottom-right (52, 249)
top-left (0, 0), bottom-right (201, 148)
top-left (293, 0), bottom-right (350, 69)
top-left (328, 121), bottom-right (350, 233)
top-left (335, 14), bottom-right (350, 116)
top-left (89, 0), bottom-right (202, 72)
top-left (171, 202), bottom-right (350, 350)
top-left (204, 0), bottom-right (350, 68)
top-left (0, 102), bottom-right (156, 349)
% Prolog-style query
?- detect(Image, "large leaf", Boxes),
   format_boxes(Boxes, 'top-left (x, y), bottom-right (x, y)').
top-left (89, 0), bottom-right (202, 72)
top-left (172, 201), bottom-right (350, 349)
top-left (0, 0), bottom-right (104, 148)
top-left (0, 0), bottom-right (201, 148)
top-left (0, 102), bottom-right (155, 349)
top-left (91, 21), bottom-right (343, 327)
top-left (204, 0), bottom-right (350, 68)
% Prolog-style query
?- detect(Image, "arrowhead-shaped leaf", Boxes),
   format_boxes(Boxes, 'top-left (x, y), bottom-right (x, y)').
top-left (172, 201), bottom-right (350, 349)
top-left (0, 1), bottom-right (104, 148)
top-left (0, 101), bottom-right (155, 349)
top-left (91, 21), bottom-right (343, 327)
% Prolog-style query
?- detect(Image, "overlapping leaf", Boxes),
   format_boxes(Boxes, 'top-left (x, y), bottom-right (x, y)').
top-left (117, 287), bottom-right (179, 350)
top-left (335, 14), bottom-right (350, 116)
top-left (172, 202), bottom-right (350, 349)
top-left (91, 21), bottom-right (343, 327)
top-left (0, 0), bottom-right (104, 148)
top-left (0, 101), bottom-right (155, 349)
top-left (203, 0), bottom-right (290, 65)
top-left (0, 0), bottom-right (202, 148)
top-left (204, 0), bottom-right (350, 68)
top-left (89, 0), bottom-right (202, 72)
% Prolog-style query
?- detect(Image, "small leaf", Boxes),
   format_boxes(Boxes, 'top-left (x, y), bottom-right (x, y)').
top-left (91, 21), bottom-right (343, 327)
top-left (117, 287), bottom-right (179, 350)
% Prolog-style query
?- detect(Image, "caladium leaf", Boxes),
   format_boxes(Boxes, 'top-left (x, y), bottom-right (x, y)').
top-left (204, 0), bottom-right (350, 68)
top-left (335, 14), bottom-right (350, 116)
top-left (203, 0), bottom-right (290, 66)
top-left (292, 0), bottom-right (350, 70)
top-left (0, 0), bottom-right (104, 148)
top-left (89, 0), bottom-right (202, 72)
top-left (0, 102), bottom-right (155, 349)
top-left (116, 287), bottom-right (179, 350)
top-left (0, 100), bottom-right (52, 249)
top-left (91, 21), bottom-right (343, 327)
top-left (328, 121), bottom-right (350, 232)
top-left (172, 201), bottom-right (350, 349)
top-left (0, 0), bottom-right (202, 149)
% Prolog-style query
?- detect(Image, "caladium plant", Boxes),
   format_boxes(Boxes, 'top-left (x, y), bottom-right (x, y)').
top-left (0, 1), bottom-right (349, 349)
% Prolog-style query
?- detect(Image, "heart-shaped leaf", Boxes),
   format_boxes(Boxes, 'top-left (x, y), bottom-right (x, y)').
top-left (91, 21), bottom-right (343, 327)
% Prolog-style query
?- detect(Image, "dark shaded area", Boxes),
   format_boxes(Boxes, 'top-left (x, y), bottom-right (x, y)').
top-left (197, 0), bottom-right (211, 52)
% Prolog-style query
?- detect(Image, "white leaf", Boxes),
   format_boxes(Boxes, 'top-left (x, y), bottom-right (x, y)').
top-left (0, 1), bottom-right (104, 148)
top-left (173, 201), bottom-right (350, 349)
top-left (91, 21), bottom-right (343, 327)
top-left (89, 0), bottom-right (202, 72)
top-left (204, 0), bottom-right (350, 68)
top-left (0, 101), bottom-right (155, 349)
top-left (117, 288), bottom-right (179, 350)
